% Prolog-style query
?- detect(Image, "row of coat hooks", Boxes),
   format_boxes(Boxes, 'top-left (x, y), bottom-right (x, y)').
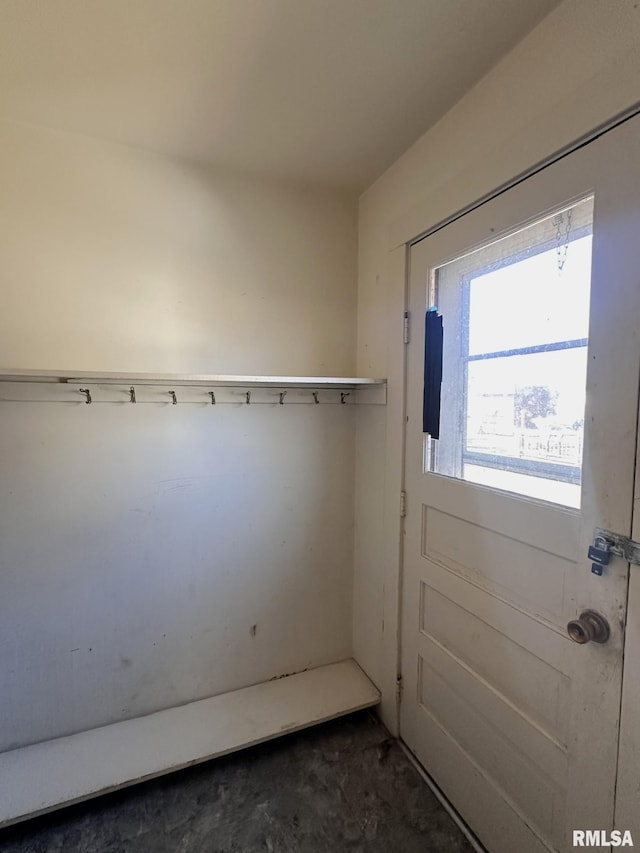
top-left (77, 387), bottom-right (351, 405)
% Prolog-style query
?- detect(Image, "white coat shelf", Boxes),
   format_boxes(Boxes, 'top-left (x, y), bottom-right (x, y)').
top-left (0, 370), bottom-right (387, 405)
top-left (0, 369), bottom-right (386, 388)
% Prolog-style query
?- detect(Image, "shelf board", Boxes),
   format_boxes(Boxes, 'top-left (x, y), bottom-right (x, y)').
top-left (0, 369), bottom-right (386, 389)
top-left (0, 659), bottom-right (380, 829)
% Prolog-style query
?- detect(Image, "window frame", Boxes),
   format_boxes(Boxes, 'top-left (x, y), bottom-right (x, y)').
top-left (437, 220), bottom-right (593, 488)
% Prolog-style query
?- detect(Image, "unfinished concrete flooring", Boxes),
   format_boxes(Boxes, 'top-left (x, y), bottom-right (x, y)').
top-left (0, 711), bottom-right (475, 853)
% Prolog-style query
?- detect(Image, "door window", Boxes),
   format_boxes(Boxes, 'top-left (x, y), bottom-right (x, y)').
top-left (426, 195), bottom-right (594, 508)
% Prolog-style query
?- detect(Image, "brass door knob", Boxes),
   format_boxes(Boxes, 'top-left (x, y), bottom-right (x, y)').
top-left (567, 610), bottom-right (610, 645)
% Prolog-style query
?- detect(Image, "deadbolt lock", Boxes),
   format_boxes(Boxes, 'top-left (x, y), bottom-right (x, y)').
top-left (567, 610), bottom-right (610, 645)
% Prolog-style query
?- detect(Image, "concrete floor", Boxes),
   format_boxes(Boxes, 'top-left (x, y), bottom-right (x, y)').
top-left (0, 711), bottom-right (476, 853)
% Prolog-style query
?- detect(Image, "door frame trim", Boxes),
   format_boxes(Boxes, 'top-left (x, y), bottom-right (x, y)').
top-left (408, 103), bottom-right (640, 250)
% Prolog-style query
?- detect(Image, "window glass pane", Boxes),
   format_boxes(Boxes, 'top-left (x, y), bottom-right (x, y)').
top-left (468, 235), bottom-right (592, 355)
top-left (427, 195), bottom-right (593, 509)
top-left (461, 466), bottom-right (581, 507)
top-left (466, 347), bottom-right (586, 476)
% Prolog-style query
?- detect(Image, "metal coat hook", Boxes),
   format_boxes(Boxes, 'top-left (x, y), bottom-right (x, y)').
top-left (168, 390), bottom-right (177, 405)
top-left (246, 391), bottom-right (251, 405)
top-left (79, 388), bottom-right (92, 404)
top-left (129, 386), bottom-right (136, 404)
top-left (340, 392), bottom-right (350, 405)
top-left (279, 391), bottom-right (287, 405)
top-left (209, 391), bottom-right (216, 405)
top-left (313, 392), bottom-right (319, 404)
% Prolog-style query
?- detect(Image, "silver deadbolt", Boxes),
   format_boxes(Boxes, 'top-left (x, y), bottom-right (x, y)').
top-left (567, 610), bottom-right (610, 645)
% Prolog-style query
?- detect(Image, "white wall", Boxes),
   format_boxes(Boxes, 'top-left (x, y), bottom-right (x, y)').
top-left (0, 121), bottom-right (356, 375)
top-left (0, 120), bottom-right (359, 749)
top-left (353, 0), bottom-right (640, 729)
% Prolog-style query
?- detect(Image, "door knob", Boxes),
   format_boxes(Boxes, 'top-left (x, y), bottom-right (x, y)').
top-left (567, 610), bottom-right (610, 645)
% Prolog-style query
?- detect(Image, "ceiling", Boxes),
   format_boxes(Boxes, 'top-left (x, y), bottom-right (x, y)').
top-left (0, 0), bottom-right (562, 189)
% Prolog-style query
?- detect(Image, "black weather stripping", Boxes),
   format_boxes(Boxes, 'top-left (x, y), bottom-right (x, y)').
top-left (423, 308), bottom-right (443, 439)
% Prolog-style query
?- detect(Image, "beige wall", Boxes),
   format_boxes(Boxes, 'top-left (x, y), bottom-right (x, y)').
top-left (354, 0), bottom-right (640, 728)
top-left (0, 120), bottom-right (356, 375)
top-left (0, 121), bottom-right (359, 748)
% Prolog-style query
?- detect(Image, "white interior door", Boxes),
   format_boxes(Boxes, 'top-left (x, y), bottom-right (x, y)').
top-left (401, 115), bottom-right (640, 853)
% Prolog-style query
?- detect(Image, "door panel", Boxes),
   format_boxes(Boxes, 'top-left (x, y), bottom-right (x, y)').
top-left (401, 115), bottom-right (640, 853)
top-left (422, 505), bottom-right (575, 624)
